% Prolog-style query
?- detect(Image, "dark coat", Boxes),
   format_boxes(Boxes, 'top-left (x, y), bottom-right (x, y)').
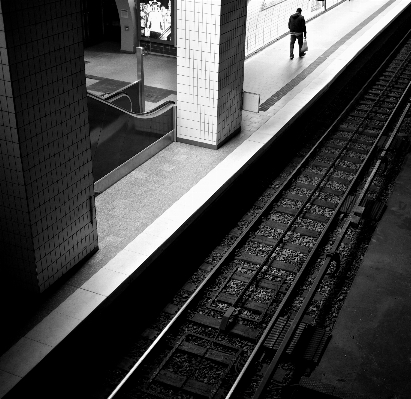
top-left (288, 12), bottom-right (306, 35)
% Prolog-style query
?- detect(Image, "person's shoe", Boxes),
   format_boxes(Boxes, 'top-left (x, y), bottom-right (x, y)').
top-left (299, 52), bottom-right (306, 57)
top-left (290, 55), bottom-right (294, 59)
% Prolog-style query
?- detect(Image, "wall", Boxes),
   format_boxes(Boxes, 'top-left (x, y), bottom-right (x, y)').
top-left (245, 0), bottom-right (335, 57)
top-left (327, 0), bottom-right (347, 9)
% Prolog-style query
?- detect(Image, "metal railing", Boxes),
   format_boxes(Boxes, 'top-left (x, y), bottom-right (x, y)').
top-left (87, 92), bottom-right (175, 193)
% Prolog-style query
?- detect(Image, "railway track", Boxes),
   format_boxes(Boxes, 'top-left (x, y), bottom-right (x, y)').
top-left (104, 35), bottom-right (411, 399)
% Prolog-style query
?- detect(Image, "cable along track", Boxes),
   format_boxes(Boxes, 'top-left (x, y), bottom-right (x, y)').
top-left (108, 37), bottom-right (411, 399)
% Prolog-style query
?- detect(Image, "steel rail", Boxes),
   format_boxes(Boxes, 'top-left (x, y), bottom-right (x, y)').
top-left (226, 34), bottom-right (411, 399)
top-left (357, 90), bottom-right (411, 208)
top-left (327, 101), bottom-right (411, 283)
top-left (108, 33), bottom-right (411, 399)
top-left (219, 42), bottom-right (411, 318)
top-left (252, 99), bottom-right (411, 399)
top-left (191, 53), bottom-right (402, 330)
top-left (223, 60), bottom-right (409, 314)
top-left (250, 57), bottom-right (411, 399)
top-left (106, 56), bottom-right (380, 397)
top-left (330, 101), bottom-right (411, 285)
top-left (215, 33), bottom-right (411, 326)
top-left (106, 171), bottom-right (302, 398)
top-left (330, 98), bottom-right (411, 288)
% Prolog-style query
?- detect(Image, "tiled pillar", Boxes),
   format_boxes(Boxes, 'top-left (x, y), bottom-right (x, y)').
top-left (0, 0), bottom-right (98, 294)
top-left (176, 0), bottom-right (247, 149)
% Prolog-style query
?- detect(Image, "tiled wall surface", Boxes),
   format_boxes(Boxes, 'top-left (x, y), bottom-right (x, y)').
top-left (245, 0), bottom-right (332, 57)
top-left (176, 0), bottom-right (247, 148)
top-left (326, 0), bottom-right (346, 9)
top-left (0, 0), bottom-right (98, 293)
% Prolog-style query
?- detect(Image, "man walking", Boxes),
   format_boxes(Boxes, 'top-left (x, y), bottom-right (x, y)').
top-left (288, 7), bottom-right (306, 59)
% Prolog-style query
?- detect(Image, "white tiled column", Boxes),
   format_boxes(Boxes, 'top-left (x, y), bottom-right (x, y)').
top-left (176, 0), bottom-right (247, 149)
top-left (0, 0), bottom-right (98, 294)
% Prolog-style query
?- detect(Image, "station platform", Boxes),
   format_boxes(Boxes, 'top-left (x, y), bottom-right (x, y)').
top-left (1, 0), bottom-right (410, 397)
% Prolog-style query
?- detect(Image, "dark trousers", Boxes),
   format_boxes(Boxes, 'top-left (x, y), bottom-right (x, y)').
top-left (290, 34), bottom-right (303, 56)
top-left (150, 31), bottom-right (162, 39)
